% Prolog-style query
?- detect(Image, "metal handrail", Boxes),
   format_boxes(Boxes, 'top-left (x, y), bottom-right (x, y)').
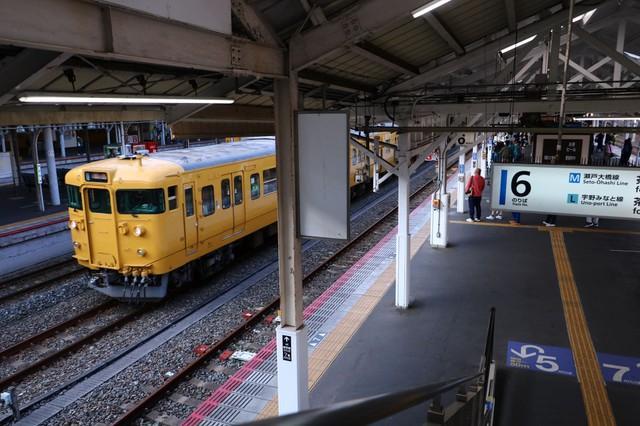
top-left (243, 373), bottom-right (482, 426)
top-left (242, 308), bottom-right (497, 426)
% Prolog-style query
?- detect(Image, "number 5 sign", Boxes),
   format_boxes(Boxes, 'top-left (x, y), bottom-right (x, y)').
top-left (507, 342), bottom-right (576, 376)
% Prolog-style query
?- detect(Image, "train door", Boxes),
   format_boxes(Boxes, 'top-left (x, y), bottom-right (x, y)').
top-left (183, 183), bottom-right (198, 255)
top-left (84, 187), bottom-right (119, 268)
top-left (218, 176), bottom-right (234, 238)
top-left (232, 172), bottom-right (245, 233)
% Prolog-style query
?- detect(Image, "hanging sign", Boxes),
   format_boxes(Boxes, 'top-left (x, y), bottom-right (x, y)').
top-left (491, 163), bottom-right (640, 220)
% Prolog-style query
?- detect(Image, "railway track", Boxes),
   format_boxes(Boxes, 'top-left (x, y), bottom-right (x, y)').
top-left (0, 260), bottom-right (82, 304)
top-left (1, 157), bottom-right (458, 424)
top-left (0, 301), bottom-right (144, 391)
top-left (112, 171), bottom-right (446, 425)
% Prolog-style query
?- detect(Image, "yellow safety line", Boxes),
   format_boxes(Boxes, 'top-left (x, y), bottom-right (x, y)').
top-left (257, 202), bottom-right (437, 419)
top-left (549, 230), bottom-right (616, 426)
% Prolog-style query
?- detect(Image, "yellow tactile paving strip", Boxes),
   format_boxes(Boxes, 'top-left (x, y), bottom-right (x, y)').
top-left (549, 230), bottom-right (616, 426)
top-left (257, 204), bottom-right (435, 419)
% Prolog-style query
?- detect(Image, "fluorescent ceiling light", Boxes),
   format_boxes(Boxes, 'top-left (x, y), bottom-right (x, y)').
top-left (625, 51), bottom-right (640, 60)
top-left (572, 8), bottom-right (597, 24)
top-left (412, 0), bottom-right (453, 18)
top-left (574, 117), bottom-right (640, 121)
top-left (500, 35), bottom-right (537, 54)
top-left (19, 93), bottom-right (234, 105)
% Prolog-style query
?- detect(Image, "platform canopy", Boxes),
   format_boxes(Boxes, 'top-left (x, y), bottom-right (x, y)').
top-left (0, 0), bottom-right (638, 134)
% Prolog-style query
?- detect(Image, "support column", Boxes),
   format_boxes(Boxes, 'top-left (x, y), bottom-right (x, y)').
top-left (106, 125), bottom-right (112, 146)
top-left (31, 131), bottom-right (45, 212)
top-left (431, 142), bottom-right (449, 248)
top-left (120, 122), bottom-right (126, 154)
top-left (273, 75), bottom-right (309, 415)
top-left (456, 145), bottom-right (465, 213)
top-left (57, 127), bottom-right (66, 158)
top-left (0, 131), bottom-right (5, 152)
top-left (613, 19), bottom-right (626, 88)
top-left (84, 129), bottom-right (91, 162)
top-left (160, 122), bottom-right (166, 146)
top-left (43, 127), bottom-right (60, 206)
top-left (480, 141), bottom-right (488, 178)
top-left (372, 137), bottom-right (380, 192)
top-left (8, 131), bottom-right (21, 186)
top-left (395, 125), bottom-right (411, 309)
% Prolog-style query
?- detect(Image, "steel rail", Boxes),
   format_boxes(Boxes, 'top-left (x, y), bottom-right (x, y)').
top-left (0, 262), bottom-right (82, 303)
top-left (0, 302), bottom-right (148, 390)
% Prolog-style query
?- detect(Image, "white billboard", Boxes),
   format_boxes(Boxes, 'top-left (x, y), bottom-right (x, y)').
top-left (491, 164), bottom-right (640, 220)
top-left (297, 112), bottom-right (350, 240)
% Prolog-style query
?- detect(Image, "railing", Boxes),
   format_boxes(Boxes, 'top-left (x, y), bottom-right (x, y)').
top-left (493, 155), bottom-right (640, 168)
top-left (243, 308), bottom-right (496, 426)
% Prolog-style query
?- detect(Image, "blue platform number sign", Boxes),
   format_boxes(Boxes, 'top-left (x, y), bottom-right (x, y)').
top-left (598, 353), bottom-right (640, 386)
top-left (507, 341), bottom-right (576, 376)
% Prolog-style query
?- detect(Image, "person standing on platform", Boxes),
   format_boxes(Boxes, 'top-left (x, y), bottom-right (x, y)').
top-left (465, 168), bottom-right (485, 223)
top-left (543, 214), bottom-right (557, 227)
top-left (620, 138), bottom-right (632, 166)
top-left (585, 217), bottom-right (600, 228)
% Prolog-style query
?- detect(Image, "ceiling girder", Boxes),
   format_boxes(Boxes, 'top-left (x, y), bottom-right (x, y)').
top-left (298, 69), bottom-right (376, 93)
top-left (559, 54), bottom-right (612, 89)
top-left (231, 0), bottom-right (282, 47)
top-left (350, 41), bottom-right (419, 76)
top-left (0, 49), bottom-right (70, 106)
top-left (423, 13), bottom-right (464, 56)
top-left (573, 25), bottom-right (640, 78)
top-left (504, 0), bottom-right (517, 32)
top-left (0, 0), bottom-right (284, 77)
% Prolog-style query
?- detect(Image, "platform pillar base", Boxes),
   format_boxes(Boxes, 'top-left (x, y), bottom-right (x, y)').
top-left (276, 325), bottom-right (309, 415)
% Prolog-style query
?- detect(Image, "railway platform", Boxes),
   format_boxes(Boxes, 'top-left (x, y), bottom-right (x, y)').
top-left (181, 189), bottom-right (640, 425)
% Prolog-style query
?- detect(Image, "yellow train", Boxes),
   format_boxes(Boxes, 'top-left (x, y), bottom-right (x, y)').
top-left (65, 137), bottom-right (397, 300)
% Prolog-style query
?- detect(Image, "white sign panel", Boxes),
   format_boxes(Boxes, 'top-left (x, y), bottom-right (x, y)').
top-left (101, 0), bottom-right (231, 34)
top-left (297, 112), bottom-right (350, 240)
top-left (491, 164), bottom-right (640, 220)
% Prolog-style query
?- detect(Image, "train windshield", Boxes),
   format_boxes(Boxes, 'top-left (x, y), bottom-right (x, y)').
top-left (116, 189), bottom-right (165, 214)
top-left (67, 185), bottom-right (82, 210)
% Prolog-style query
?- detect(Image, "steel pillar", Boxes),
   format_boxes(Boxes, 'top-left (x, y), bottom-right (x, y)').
top-left (160, 122), bottom-right (166, 145)
top-left (273, 75), bottom-right (309, 415)
top-left (0, 131), bottom-right (5, 152)
top-left (120, 122), bottom-right (126, 154)
top-left (395, 125), bottom-right (411, 309)
top-left (43, 127), bottom-right (60, 206)
top-left (8, 131), bottom-right (21, 186)
top-left (456, 145), bottom-right (465, 213)
top-left (549, 26), bottom-right (561, 82)
top-left (372, 137), bottom-right (380, 192)
top-left (57, 127), bottom-right (66, 157)
top-left (106, 126), bottom-right (111, 145)
top-left (613, 19), bottom-right (626, 88)
top-left (430, 144), bottom-right (449, 248)
top-left (31, 131), bottom-right (45, 212)
top-left (480, 142), bottom-right (487, 178)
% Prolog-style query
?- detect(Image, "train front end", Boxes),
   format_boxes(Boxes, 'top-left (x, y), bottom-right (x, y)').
top-left (65, 155), bottom-right (184, 300)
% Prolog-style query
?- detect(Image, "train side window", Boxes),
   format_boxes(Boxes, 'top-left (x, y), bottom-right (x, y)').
top-left (221, 179), bottom-right (231, 209)
top-left (168, 186), bottom-right (177, 210)
top-left (201, 185), bottom-right (214, 216)
top-left (250, 173), bottom-right (260, 200)
top-left (87, 188), bottom-right (111, 214)
top-left (234, 175), bottom-right (243, 205)
top-left (184, 187), bottom-right (194, 217)
top-left (263, 168), bottom-right (277, 194)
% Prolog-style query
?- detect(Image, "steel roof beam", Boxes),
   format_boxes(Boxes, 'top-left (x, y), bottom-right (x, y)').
top-left (289, 0), bottom-right (428, 71)
top-left (298, 70), bottom-right (377, 93)
top-left (350, 42), bottom-right (419, 76)
top-left (559, 54), bottom-right (612, 88)
top-left (388, 2), bottom-right (613, 93)
top-left (231, 0), bottom-right (282, 47)
top-left (423, 13), bottom-right (464, 56)
top-left (0, 0), bottom-right (284, 77)
top-left (0, 49), bottom-right (70, 106)
top-left (573, 25), bottom-right (640, 77)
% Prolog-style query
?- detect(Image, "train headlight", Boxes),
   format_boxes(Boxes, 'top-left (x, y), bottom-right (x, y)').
top-left (133, 226), bottom-right (145, 237)
top-left (69, 220), bottom-right (78, 230)
top-left (136, 248), bottom-right (146, 257)
top-left (73, 241), bottom-right (81, 248)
